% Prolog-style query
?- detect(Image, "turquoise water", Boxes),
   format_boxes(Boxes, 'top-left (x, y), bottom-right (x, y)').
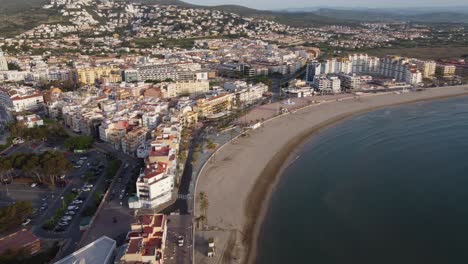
top-left (256, 96), bottom-right (468, 264)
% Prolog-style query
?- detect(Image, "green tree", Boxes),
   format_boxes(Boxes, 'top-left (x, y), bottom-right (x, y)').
top-left (0, 201), bottom-right (33, 233)
top-left (206, 139), bottom-right (216, 150)
top-left (64, 136), bottom-right (94, 151)
top-left (198, 192), bottom-right (209, 227)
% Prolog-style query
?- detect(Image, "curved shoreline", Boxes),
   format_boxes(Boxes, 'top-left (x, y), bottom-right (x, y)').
top-left (194, 85), bottom-right (468, 264)
top-left (245, 91), bottom-right (468, 264)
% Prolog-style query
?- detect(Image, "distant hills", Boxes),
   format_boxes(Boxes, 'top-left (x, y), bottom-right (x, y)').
top-left (313, 8), bottom-right (468, 23)
top-left (0, 0), bottom-right (47, 14)
top-left (133, 1), bottom-right (468, 24)
top-left (0, 0), bottom-right (467, 38)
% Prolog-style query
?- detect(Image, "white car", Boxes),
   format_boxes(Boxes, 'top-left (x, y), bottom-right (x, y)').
top-left (72, 199), bottom-right (83, 204)
top-left (12, 137), bottom-right (25, 145)
top-left (61, 216), bottom-right (72, 221)
top-left (84, 184), bottom-right (93, 188)
top-left (30, 183), bottom-right (37, 188)
top-left (178, 236), bottom-right (184, 247)
top-left (66, 211), bottom-right (76, 215)
top-left (21, 218), bottom-right (31, 226)
top-left (67, 206), bottom-right (78, 210)
top-left (58, 221), bottom-right (69, 226)
top-left (82, 187), bottom-right (91, 192)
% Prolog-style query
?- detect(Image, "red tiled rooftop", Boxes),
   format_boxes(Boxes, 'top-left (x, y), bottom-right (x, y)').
top-left (142, 238), bottom-right (162, 256)
top-left (127, 238), bottom-right (143, 254)
top-left (11, 93), bottom-right (43, 101)
top-left (141, 215), bottom-right (153, 226)
top-left (0, 229), bottom-right (39, 255)
top-left (154, 214), bottom-right (164, 228)
top-left (143, 226), bottom-right (154, 235)
top-left (143, 162), bottom-right (167, 179)
top-left (149, 146), bottom-right (170, 157)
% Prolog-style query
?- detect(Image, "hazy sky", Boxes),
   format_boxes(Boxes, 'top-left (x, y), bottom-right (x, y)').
top-left (184, 0), bottom-right (465, 10)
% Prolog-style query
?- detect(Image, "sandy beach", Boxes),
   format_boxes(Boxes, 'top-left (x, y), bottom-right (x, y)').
top-left (194, 85), bottom-right (468, 264)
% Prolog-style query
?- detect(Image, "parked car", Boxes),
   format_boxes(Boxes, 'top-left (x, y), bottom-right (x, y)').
top-left (72, 199), bottom-right (83, 204)
top-left (61, 216), bottom-right (72, 221)
top-left (82, 187), bottom-right (91, 192)
top-left (67, 206), bottom-right (78, 210)
top-left (30, 183), bottom-right (37, 188)
top-left (58, 221), bottom-right (69, 227)
top-left (66, 211), bottom-right (76, 215)
top-left (12, 137), bottom-right (25, 145)
top-left (55, 227), bottom-right (65, 232)
top-left (21, 218), bottom-right (31, 226)
top-left (178, 236), bottom-right (184, 247)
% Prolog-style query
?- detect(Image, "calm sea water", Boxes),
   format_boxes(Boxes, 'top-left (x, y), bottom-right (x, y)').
top-left (256, 96), bottom-right (468, 264)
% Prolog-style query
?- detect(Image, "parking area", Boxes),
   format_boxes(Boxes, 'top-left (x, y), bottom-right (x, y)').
top-left (0, 138), bottom-right (110, 235)
top-left (164, 215), bottom-right (193, 264)
top-left (0, 183), bottom-right (61, 217)
top-left (40, 150), bottom-right (109, 233)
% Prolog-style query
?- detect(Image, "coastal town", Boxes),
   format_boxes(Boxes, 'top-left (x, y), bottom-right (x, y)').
top-left (1, 0), bottom-right (468, 264)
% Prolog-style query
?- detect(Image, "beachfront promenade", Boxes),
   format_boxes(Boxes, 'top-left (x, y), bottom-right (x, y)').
top-left (193, 85), bottom-right (468, 264)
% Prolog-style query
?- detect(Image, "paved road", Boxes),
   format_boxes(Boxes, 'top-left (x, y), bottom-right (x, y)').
top-left (30, 150), bottom-right (113, 261)
top-left (164, 215), bottom-right (193, 264)
top-left (77, 142), bottom-right (139, 247)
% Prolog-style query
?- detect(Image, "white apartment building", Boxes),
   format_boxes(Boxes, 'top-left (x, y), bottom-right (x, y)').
top-left (142, 112), bottom-right (160, 129)
top-left (348, 54), bottom-right (380, 74)
top-left (336, 73), bottom-right (373, 90)
top-left (1, 71), bottom-right (26, 82)
top-left (0, 49), bottom-right (8, 71)
top-left (312, 75), bottom-right (342, 93)
top-left (413, 60), bottom-right (436, 78)
top-left (16, 114), bottom-right (44, 128)
top-left (155, 80), bottom-right (210, 98)
top-left (1, 86), bottom-right (45, 112)
top-left (379, 56), bottom-right (422, 85)
top-left (137, 63), bottom-right (207, 82)
top-left (232, 83), bottom-right (268, 106)
top-left (135, 161), bottom-right (174, 209)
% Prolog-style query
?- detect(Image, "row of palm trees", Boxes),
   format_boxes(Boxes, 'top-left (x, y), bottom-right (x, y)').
top-left (196, 191), bottom-right (209, 229)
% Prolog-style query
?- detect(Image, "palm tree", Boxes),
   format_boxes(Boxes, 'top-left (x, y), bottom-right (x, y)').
top-left (196, 215), bottom-right (206, 229)
top-left (200, 197), bottom-right (209, 217)
top-left (198, 192), bottom-right (209, 226)
top-left (198, 191), bottom-right (206, 204)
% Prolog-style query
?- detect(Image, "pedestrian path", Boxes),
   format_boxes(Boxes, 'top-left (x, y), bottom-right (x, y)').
top-left (178, 194), bottom-right (191, 200)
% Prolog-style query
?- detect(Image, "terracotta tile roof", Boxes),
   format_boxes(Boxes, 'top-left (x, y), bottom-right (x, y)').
top-left (126, 238), bottom-right (142, 254)
top-left (0, 229), bottom-right (39, 255)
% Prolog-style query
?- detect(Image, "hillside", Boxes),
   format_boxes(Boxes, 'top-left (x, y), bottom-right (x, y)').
top-left (137, 0), bottom-right (346, 26)
top-left (314, 8), bottom-right (468, 23)
top-left (0, 0), bottom-right (47, 14)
